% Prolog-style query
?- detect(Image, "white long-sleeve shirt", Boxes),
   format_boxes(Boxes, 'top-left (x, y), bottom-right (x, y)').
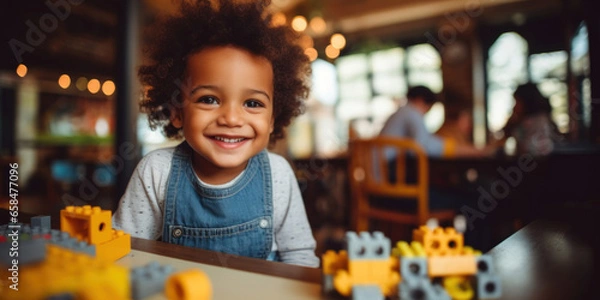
top-left (113, 147), bottom-right (319, 268)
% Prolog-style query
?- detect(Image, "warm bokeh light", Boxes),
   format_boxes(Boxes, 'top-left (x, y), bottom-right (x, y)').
top-left (330, 33), bottom-right (346, 49)
top-left (309, 16), bottom-right (327, 34)
top-left (291, 15), bottom-right (307, 32)
top-left (271, 12), bottom-right (286, 27)
top-left (325, 45), bottom-right (340, 59)
top-left (304, 48), bottom-right (318, 62)
top-left (16, 64), bottom-right (27, 77)
top-left (58, 74), bottom-right (71, 89)
top-left (87, 79), bottom-right (101, 94)
top-left (75, 77), bottom-right (88, 91)
top-left (102, 80), bottom-right (116, 96)
top-left (299, 34), bottom-right (314, 49)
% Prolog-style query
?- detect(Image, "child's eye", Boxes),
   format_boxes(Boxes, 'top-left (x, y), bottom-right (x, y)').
top-left (196, 96), bottom-right (218, 105)
top-left (245, 100), bottom-right (264, 108)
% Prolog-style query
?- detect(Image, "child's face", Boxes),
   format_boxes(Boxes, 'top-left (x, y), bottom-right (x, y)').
top-left (173, 46), bottom-right (274, 183)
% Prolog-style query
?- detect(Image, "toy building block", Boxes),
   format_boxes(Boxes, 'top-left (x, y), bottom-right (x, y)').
top-left (413, 226), bottom-right (464, 256)
top-left (49, 231), bottom-right (96, 257)
top-left (0, 237), bottom-right (47, 266)
top-left (31, 215), bottom-right (51, 230)
top-left (476, 274), bottom-right (502, 299)
top-left (442, 276), bottom-right (474, 300)
top-left (130, 261), bottom-right (175, 300)
top-left (95, 229), bottom-right (131, 262)
top-left (165, 269), bottom-right (212, 300)
top-left (60, 205), bottom-right (112, 245)
top-left (352, 285), bottom-right (384, 300)
top-left (1, 245), bottom-right (129, 300)
top-left (334, 232), bottom-right (400, 297)
top-left (399, 276), bottom-right (450, 300)
top-left (322, 250), bottom-right (348, 294)
top-left (428, 255), bottom-right (477, 277)
top-left (393, 241), bottom-right (428, 281)
top-left (476, 255), bottom-right (496, 274)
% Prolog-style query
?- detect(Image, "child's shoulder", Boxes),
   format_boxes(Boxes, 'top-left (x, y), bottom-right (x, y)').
top-left (135, 146), bottom-right (177, 171)
top-left (266, 152), bottom-right (295, 176)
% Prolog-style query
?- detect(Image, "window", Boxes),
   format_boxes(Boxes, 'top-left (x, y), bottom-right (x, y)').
top-left (486, 32), bottom-right (529, 133)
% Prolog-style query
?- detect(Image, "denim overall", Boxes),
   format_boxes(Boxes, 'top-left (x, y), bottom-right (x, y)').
top-left (162, 142), bottom-right (276, 260)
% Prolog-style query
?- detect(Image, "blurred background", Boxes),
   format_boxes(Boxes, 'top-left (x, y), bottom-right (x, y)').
top-left (0, 0), bottom-right (598, 252)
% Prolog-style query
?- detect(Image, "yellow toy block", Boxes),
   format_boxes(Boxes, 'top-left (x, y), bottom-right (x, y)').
top-left (428, 254), bottom-right (477, 277)
top-left (61, 205), bottom-right (112, 245)
top-left (443, 276), bottom-right (474, 300)
top-left (322, 250), bottom-right (348, 275)
top-left (96, 229), bottom-right (131, 262)
top-left (393, 241), bottom-right (427, 257)
top-left (413, 226), bottom-right (464, 256)
top-left (1, 245), bottom-right (129, 300)
top-left (165, 269), bottom-right (212, 300)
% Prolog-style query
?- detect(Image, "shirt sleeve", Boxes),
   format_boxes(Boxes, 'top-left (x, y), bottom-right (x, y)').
top-left (404, 108), bottom-right (445, 157)
top-left (112, 149), bottom-right (172, 240)
top-left (269, 153), bottom-right (320, 268)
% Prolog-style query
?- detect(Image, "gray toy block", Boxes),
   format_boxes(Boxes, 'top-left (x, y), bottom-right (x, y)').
top-left (31, 216), bottom-right (51, 230)
top-left (346, 231), bottom-right (391, 260)
top-left (45, 292), bottom-right (76, 300)
top-left (399, 277), bottom-right (450, 300)
top-left (476, 255), bottom-right (496, 274)
top-left (400, 257), bottom-right (428, 281)
top-left (0, 238), bottom-right (47, 266)
top-left (477, 273), bottom-right (502, 299)
top-left (322, 274), bottom-right (335, 294)
top-left (352, 285), bottom-right (383, 300)
top-left (130, 261), bottom-right (175, 300)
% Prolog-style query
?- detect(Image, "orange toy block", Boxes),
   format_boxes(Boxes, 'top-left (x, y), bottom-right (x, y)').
top-left (428, 255), bottom-right (477, 277)
top-left (96, 229), bottom-right (131, 262)
top-left (165, 269), bottom-right (212, 300)
top-left (322, 250), bottom-right (348, 275)
top-left (61, 205), bottom-right (113, 245)
top-left (413, 226), bottom-right (464, 256)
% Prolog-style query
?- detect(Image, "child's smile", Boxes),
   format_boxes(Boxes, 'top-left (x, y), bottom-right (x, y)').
top-left (172, 46), bottom-right (275, 184)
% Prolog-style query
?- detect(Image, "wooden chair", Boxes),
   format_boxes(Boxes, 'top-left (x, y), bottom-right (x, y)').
top-left (348, 137), bottom-right (455, 231)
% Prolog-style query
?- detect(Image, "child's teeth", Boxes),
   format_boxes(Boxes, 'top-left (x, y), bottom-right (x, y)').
top-left (216, 137), bottom-right (243, 143)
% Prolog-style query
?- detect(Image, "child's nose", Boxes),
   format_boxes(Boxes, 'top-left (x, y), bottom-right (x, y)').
top-left (217, 104), bottom-right (244, 127)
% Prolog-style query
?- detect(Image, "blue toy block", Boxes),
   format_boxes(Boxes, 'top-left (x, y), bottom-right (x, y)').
top-left (346, 231), bottom-right (391, 260)
top-left (352, 285), bottom-right (383, 300)
top-left (31, 215), bottom-right (51, 230)
top-left (476, 273), bottom-right (502, 299)
top-left (130, 261), bottom-right (175, 300)
top-left (48, 231), bottom-right (96, 257)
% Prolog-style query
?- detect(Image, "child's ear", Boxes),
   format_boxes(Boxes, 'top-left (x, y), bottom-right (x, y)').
top-left (269, 117), bottom-right (274, 134)
top-left (171, 109), bottom-right (183, 129)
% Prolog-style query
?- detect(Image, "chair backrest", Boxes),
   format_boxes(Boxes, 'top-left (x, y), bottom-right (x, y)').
top-left (348, 137), bottom-right (430, 226)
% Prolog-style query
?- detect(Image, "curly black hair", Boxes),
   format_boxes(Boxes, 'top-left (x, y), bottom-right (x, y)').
top-left (138, 0), bottom-right (310, 142)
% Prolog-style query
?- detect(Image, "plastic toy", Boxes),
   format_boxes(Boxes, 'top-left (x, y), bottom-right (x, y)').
top-left (0, 205), bottom-right (213, 300)
top-left (321, 217), bottom-right (501, 300)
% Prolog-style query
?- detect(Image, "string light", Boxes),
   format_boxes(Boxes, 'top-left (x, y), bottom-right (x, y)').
top-left (325, 44), bottom-right (340, 59)
top-left (291, 16), bottom-right (307, 32)
top-left (16, 64), bottom-right (28, 77)
top-left (330, 33), bottom-right (346, 49)
top-left (299, 34), bottom-right (314, 49)
top-left (87, 79), bottom-right (100, 94)
top-left (76, 77), bottom-right (88, 91)
top-left (271, 12), bottom-right (287, 27)
top-left (58, 74), bottom-right (71, 89)
top-left (309, 16), bottom-right (326, 34)
top-left (102, 80), bottom-right (116, 96)
top-left (304, 48), bottom-right (318, 62)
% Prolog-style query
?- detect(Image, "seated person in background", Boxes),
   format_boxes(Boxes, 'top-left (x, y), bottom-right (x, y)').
top-left (379, 85), bottom-right (489, 158)
top-left (436, 106), bottom-right (473, 146)
top-left (501, 83), bottom-right (561, 156)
